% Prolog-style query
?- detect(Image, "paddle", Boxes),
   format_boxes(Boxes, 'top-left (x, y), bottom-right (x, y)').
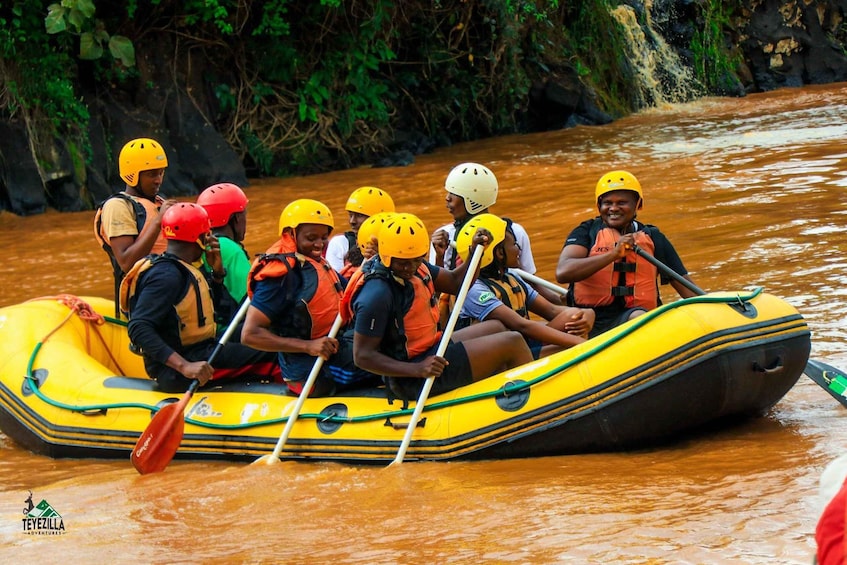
top-left (389, 243), bottom-right (485, 466)
top-left (131, 297), bottom-right (251, 475)
top-left (804, 359), bottom-right (847, 408)
top-left (631, 245), bottom-right (844, 406)
top-left (254, 313), bottom-right (345, 465)
top-left (632, 245), bottom-right (706, 296)
top-left (511, 268), bottom-right (568, 298)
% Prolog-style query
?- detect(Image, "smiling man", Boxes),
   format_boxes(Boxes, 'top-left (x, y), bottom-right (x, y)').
top-left (241, 198), bottom-right (379, 396)
top-left (555, 170), bottom-right (698, 338)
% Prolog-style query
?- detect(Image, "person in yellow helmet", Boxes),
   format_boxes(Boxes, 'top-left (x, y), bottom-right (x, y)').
top-left (241, 198), bottom-right (379, 396)
top-left (556, 170), bottom-right (699, 337)
top-left (340, 213), bottom-right (533, 401)
top-left (326, 186), bottom-right (395, 278)
top-left (94, 137), bottom-right (176, 317)
top-left (454, 214), bottom-right (594, 358)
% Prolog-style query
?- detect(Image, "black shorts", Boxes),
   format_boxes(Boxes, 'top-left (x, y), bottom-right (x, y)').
top-left (387, 341), bottom-right (473, 401)
top-left (523, 336), bottom-right (544, 360)
top-left (589, 306), bottom-right (648, 338)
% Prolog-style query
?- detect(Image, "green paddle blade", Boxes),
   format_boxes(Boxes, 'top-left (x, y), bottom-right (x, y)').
top-left (805, 359), bottom-right (847, 408)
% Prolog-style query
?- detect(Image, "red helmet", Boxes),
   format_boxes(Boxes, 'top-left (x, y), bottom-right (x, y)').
top-left (196, 183), bottom-right (248, 228)
top-left (161, 203), bottom-right (211, 243)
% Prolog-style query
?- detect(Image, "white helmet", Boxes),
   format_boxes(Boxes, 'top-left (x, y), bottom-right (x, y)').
top-left (444, 162), bottom-right (498, 214)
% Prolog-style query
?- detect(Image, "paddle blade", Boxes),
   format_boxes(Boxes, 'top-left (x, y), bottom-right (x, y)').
top-left (805, 359), bottom-right (847, 408)
top-left (131, 402), bottom-right (187, 474)
top-left (252, 454), bottom-right (279, 466)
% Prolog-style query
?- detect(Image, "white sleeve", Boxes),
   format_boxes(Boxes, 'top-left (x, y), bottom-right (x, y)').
top-left (512, 222), bottom-right (537, 274)
top-left (325, 234), bottom-right (349, 273)
top-left (429, 222), bottom-right (456, 265)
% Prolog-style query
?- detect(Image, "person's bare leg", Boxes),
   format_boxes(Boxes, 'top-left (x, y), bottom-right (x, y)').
top-left (462, 331), bottom-right (533, 381)
top-left (452, 319), bottom-right (507, 342)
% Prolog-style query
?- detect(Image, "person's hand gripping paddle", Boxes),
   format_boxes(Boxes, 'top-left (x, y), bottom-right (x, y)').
top-left (131, 298), bottom-right (251, 475)
top-left (389, 243), bottom-right (485, 466)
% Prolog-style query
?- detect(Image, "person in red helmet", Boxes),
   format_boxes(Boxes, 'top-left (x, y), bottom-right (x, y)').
top-left (121, 203), bottom-right (279, 392)
top-left (94, 137), bottom-right (176, 317)
top-left (556, 170), bottom-right (698, 337)
top-left (197, 182), bottom-right (251, 330)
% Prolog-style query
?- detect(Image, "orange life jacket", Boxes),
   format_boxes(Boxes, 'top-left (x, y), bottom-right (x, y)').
top-left (340, 258), bottom-right (441, 360)
top-left (120, 254), bottom-right (216, 348)
top-left (247, 233), bottom-right (343, 340)
top-left (573, 225), bottom-right (659, 310)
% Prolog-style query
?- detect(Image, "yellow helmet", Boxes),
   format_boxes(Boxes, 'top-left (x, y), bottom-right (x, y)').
top-left (455, 213), bottom-right (507, 269)
top-left (119, 138), bottom-right (168, 187)
top-left (357, 212), bottom-right (395, 251)
top-left (346, 186), bottom-right (395, 217)
top-left (595, 170), bottom-right (643, 208)
top-left (278, 199), bottom-right (334, 234)
top-left (379, 213), bottom-right (429, 268)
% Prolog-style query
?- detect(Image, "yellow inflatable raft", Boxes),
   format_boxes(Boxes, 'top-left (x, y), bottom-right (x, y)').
top-left (0, 290), bottom-right (810, 463)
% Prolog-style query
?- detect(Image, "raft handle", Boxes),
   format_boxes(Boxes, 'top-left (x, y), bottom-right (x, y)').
top-left (77, 408), bottom-right (108, 416)
top-left (384, 417), bottom-right (427, 430)
top-left (752, 356), bottom-right (784, 375)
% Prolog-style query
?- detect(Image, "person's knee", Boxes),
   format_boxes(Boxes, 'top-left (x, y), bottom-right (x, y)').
top-left (627, 308), bottom-right (647, 321)
top-left (480, 319), bottom-right (507, 333)
top-left (500, 331), bottom-right (533, 361)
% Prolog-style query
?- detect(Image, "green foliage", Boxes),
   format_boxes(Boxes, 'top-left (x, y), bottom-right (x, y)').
top-left (45, 0), bottom-right (135, 66)
top-left (1, 1), bottom-right (89, 134)
top-left (559, 0), bottom-right (632, 115)
top-left (690, 0), bottom-right (741, 94)
top-left (4, 0), bottom-right (734, 181)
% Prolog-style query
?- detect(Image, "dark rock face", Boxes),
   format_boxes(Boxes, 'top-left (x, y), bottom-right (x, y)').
top-left (527, 69), bottom-right (614, 131)
top-left (1, 82), bottom-right (248, 215)
top-left (738, 0), bottom-right (847, 91)
top-left (0, 121), bottom-right (47, 216)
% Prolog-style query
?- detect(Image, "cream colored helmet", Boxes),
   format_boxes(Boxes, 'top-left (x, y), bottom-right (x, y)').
top-left (444, 162), bottom-right (498, 214)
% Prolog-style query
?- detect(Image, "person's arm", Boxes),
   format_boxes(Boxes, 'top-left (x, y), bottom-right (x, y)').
top-left (433, 228), bottom-right (491, 294)
top-left (429, 228), bottom-right (450, 267)
top-left (240, 278), bottom-right (338, 357)
top-left (670, 278), bottom-right (700, 298)
top-left (527, 294), bottom-right (593, 337)
top-left (353, 332), bottom-right (447, 378)
top-left (485, 304), bottom-right (585, 349)
top-left (556, 233), bottom-right (634, 283)
top-left (652, 229), bottom-right (700, 299)
top-left (127, 263), bottom-right (184, 365)
top-left (350, 279), bottom-right (448, 379)
top-left (108, 200), bottom-right (173, 273)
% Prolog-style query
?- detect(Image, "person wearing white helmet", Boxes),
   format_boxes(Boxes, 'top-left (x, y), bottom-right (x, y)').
top-left (430, 162), bottom-right (532, 268)
top-left (429, 162), bottom-right (564, 312)
top-left (556, 170), bottom-right (698, 337)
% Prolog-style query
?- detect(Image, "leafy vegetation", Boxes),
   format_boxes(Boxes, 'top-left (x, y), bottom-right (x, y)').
top-left (690, 0), bottom-right (742, 94)
top-left (0, 0), bottom-right (747, 179)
